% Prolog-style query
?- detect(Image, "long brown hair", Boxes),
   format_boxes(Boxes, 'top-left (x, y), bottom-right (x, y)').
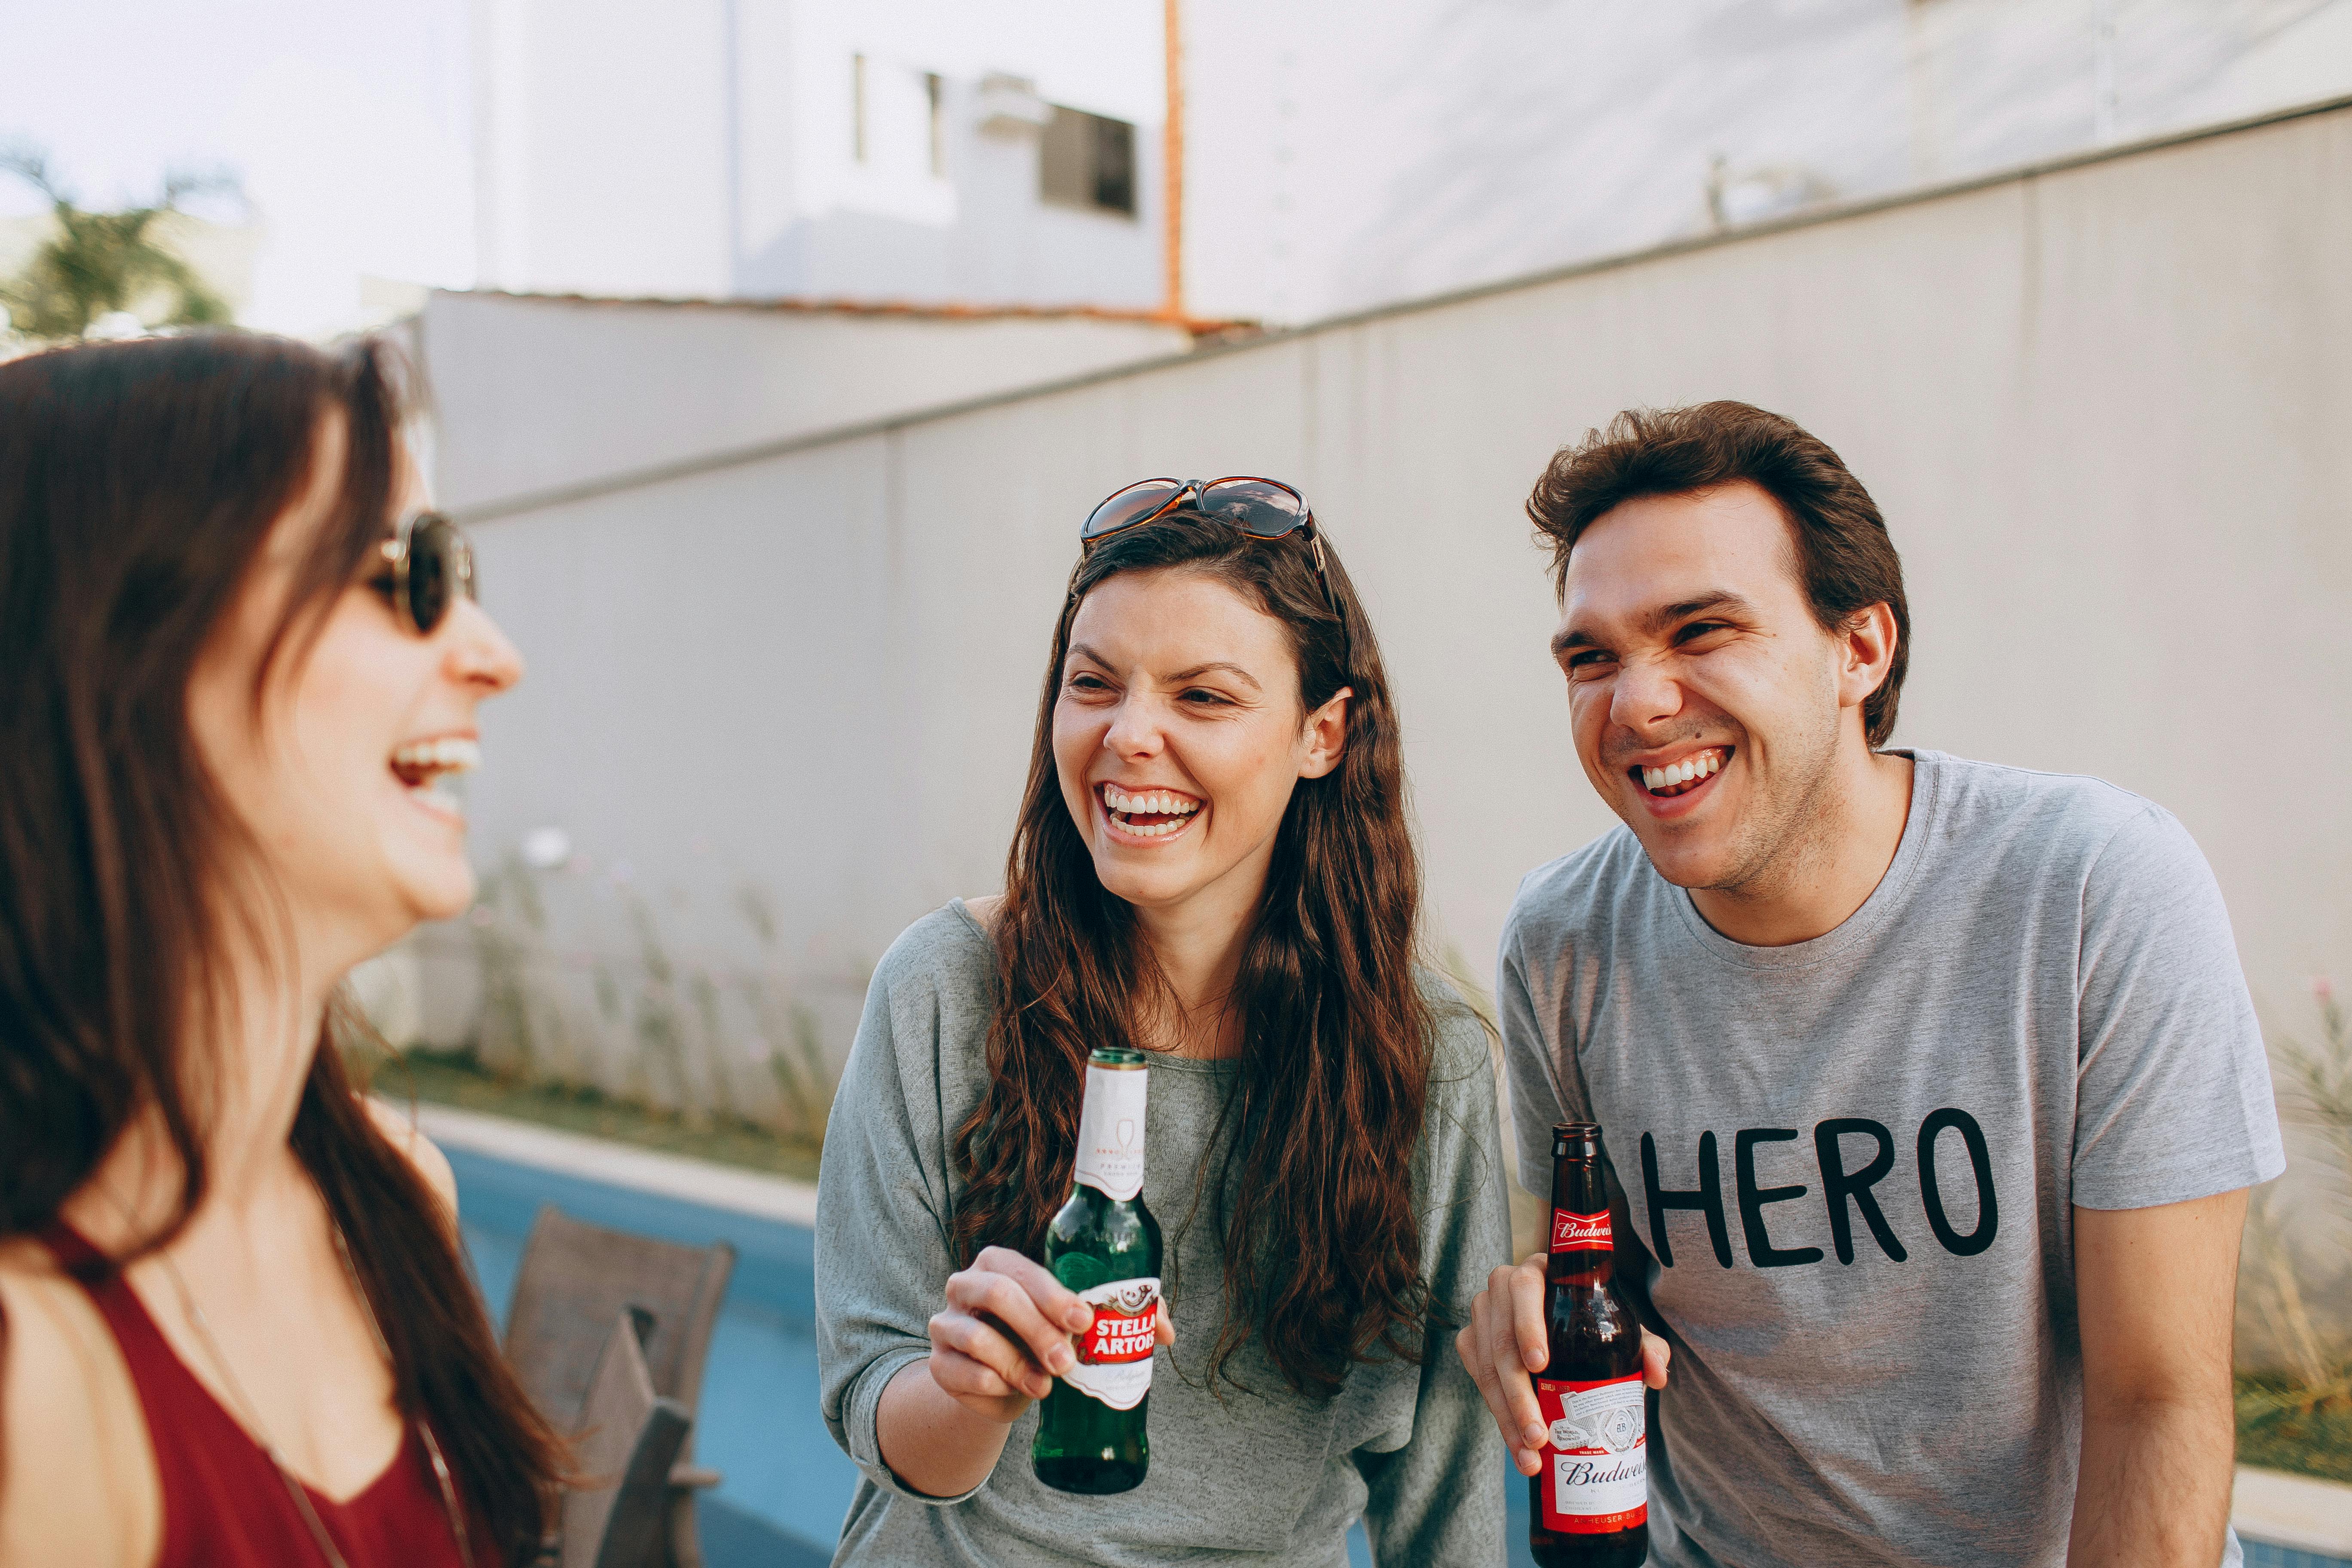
top-left (0, 332), bottom-right (560, 1558)
top-left (950, 509), bottom-right (1437, 1397)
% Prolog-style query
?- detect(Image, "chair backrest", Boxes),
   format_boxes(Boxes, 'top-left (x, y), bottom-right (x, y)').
top-left (503, 1204), bottom-right (736, 1434)
top-left (560, 1310), bottom-right (692, 1568)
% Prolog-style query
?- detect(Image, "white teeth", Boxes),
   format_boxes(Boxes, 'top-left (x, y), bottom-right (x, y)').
top-left (1102, 784), bottom-right (1198, 817)
top-left (393, 737), bottom-right (481, 774)
top-left (1642, 749), bottom-right (1727, 793)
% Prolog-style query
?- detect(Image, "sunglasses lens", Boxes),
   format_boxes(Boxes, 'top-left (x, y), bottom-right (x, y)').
top-left (407, 515), bottom-right (475, 633)
top-left (1082, 480), bottom-right (1183, 540)
top-left (1199, 479), bottom-right (1307, 539)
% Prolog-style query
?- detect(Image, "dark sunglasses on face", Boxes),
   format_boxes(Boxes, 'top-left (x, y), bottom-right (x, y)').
top-left (371, 510), bottom-right (478, 635)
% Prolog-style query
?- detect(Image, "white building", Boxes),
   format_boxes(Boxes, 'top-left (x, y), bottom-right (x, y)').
top-left (462, 0), bottom-right (2352, 326)
top-left (470, 0), bottom-right (1172, 312)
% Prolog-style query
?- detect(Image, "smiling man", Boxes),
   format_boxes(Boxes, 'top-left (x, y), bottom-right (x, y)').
top-left (1458, 403), bottom-right (2285, 1567)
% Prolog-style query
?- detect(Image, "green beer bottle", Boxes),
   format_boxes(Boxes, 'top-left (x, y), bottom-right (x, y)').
top-left (1032, 1046), bottom-right (1163, 1494)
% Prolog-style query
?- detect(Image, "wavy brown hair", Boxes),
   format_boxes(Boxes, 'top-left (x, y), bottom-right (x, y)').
top-left (0, 333), bottom-right (561, 1559)
top-left (949, 508), bottom-right (1436, 1397)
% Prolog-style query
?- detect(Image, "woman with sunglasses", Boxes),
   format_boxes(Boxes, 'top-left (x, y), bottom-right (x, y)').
top-left (818, 479), bottom-right (1508, 1564)
top-left (0, 334), bottom-right (561, 1565)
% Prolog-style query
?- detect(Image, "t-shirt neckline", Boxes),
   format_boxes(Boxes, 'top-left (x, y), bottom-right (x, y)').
top-left (1666, 749), bottom-right (1943, 973)
top-left (947, 895), bottom-right (1238, 1073)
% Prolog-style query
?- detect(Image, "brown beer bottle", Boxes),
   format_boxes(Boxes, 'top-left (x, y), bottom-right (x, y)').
top-left (1530, 1121), bottom-right (1648, 1567)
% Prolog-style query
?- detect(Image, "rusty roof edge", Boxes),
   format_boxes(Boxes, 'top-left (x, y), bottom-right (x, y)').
top-left (434, 286), bottom-right (1252, 337)
top-left (449, 87), bottom-right (2352, 527)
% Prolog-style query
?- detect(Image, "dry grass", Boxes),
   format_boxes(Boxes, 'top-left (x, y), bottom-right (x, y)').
top-left (363, 1044), bottom-right (823, 1185)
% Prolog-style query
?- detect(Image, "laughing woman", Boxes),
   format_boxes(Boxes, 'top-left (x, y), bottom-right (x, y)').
top-left (0, 335), bottom-right (560, 1565)
top-left (817, 481), bottom-right (1509, 1565)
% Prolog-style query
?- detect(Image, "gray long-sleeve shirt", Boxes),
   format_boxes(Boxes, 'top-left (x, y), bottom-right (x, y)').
top-left (816, 901), bottom-right (1510, 1566)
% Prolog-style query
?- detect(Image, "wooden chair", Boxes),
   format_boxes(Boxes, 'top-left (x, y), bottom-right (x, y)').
top-left (561, 1309), bottom-right (692, 1568)
top-left (505, 1205), bottom-right (737, 1568)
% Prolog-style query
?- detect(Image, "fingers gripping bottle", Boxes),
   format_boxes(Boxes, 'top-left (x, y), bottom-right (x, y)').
top-left (1032, 1047), bottom-right (1164, 1494)
top-left (1531, 1121), bottom-right (1649, 1566)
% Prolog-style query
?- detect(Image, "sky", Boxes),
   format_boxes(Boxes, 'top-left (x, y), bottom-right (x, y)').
top-left (0, 0), bottom-right (475, 336)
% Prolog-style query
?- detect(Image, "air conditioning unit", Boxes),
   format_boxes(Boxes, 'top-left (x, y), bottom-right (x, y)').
top-left (976, 73), bottom-right (1052, 137)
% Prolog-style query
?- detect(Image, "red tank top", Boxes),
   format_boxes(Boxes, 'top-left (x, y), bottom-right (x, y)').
top-left (41, 1222), bottom-right (481, 1568)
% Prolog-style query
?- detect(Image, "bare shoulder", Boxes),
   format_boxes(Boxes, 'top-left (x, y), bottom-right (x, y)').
top-left (962, 893), bottom-right (1004, 930)
top-left (0, 1239), bottom-right (157, 1567)
top-left (361, 1095), bottom-right (459, 1219)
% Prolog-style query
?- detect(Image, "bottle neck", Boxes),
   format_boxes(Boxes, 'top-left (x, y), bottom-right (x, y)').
top-left (1547, 1154), bottom-right (1614, 1284)
top-left (1072, 1060), bottom-right (1148, 1204)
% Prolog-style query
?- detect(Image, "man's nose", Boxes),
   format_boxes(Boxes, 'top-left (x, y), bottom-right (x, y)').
top-left (1610, 654), bottom-right (1684, 732)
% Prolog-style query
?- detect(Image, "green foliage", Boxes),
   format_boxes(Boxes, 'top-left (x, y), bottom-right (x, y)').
top-left (2237, 1369), bottom-right (2352, 1482)
top-left (0, 146), bottom-right (237, 340)
top-left (2241, 978), bottom-right (2352, 1481)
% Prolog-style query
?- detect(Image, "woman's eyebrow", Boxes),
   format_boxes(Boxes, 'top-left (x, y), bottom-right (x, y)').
top-left (1166, 662), bottom-right (1261, 691)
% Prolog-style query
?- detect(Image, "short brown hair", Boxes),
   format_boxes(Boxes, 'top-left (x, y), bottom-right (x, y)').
top-left (1526, 400), bottom-right (1911, 747)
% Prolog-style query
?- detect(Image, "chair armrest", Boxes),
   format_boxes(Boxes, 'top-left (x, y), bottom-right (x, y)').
top-left (669, 1464), bottom-right (723, 1490)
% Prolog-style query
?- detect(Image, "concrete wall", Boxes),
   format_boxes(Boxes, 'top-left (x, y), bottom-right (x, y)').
top-left (440, 101), bottom-right (2352, 1078)
top-left (423, 290), bottom-right (1192, 513)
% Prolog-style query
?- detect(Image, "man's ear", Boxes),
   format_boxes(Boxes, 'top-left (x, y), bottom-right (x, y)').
top-left (1299, 687), bottom-right (1353, 780)
top-left (1837, 603), bottom-right (1899, 713)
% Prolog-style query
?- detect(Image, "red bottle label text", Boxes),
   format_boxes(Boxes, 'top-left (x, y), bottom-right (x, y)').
top-left (1551, 1208), bottom-right (1611, 1253)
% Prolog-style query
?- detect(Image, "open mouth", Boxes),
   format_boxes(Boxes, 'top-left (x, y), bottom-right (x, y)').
top-left (1098, 781), bottom-right (1202, 840)
top-left (1631, 745), bottom-right (1730, 800)
top-left (390, 735), bottom-right (480, 817)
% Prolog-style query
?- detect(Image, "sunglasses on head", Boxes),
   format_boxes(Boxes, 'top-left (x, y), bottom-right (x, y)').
top-left (371, 510), bottom-right (478, 635)
top-left (1078, 475), bottom-right (1351, 669)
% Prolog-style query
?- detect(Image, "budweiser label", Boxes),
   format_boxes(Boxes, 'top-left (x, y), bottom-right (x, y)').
top-left (1551, 1207), bottom-right (1611, 1253)
top-left (1537, 1374), bottom-right (1647, 1533)
top-left (1073, 1062), bottom-right (1148, 1201)
top-left (1060, 1277), bottom-right (1160, 1410)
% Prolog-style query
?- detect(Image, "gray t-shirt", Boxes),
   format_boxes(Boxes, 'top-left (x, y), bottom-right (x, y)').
top-left (817, 901), bottom-right (1510, 1566)
top-left (1498, 751), bottom-right (2284, 1568)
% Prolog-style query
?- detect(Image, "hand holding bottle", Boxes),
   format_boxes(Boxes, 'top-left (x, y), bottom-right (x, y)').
top-left (928, 1247), bottom-right (1174, 1423)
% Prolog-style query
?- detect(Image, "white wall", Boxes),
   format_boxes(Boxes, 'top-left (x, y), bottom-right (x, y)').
top-left (423, 290), bottom-right (1191, 514)
top-left (1178, 0), bottom-right (2352, 323)
top-left (440, 102), bottom-right (2352, 1074)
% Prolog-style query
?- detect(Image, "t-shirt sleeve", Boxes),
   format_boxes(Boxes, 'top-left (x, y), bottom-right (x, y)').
top-left (2071, 806), bottom-right (2285, 1210)
top-left (815, 941), bottom-right (985, 1504)
top-left (1499, 912), bottom-right (1584, 1200)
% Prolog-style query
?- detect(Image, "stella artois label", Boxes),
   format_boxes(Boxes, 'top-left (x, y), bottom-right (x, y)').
top-left (1551, 1207), bottom-right (1611, 1253)
top-left (1073, 1061), bottom-right (1148, 1201)
top-left (1536, 1374), bottom-right (1647, 1533)
top-left (1059, 1277), bottom-right (1161, 1410)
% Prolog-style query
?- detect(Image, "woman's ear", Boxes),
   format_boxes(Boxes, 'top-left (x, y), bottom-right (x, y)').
top-left (1298, 687), bottom-right (1352, 780)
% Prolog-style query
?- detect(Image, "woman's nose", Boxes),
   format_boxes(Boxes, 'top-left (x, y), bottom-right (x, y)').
top-left (444, 598), bottom-right (524, 693)
top-left (1102, 695), bottom-right (1163, 758)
